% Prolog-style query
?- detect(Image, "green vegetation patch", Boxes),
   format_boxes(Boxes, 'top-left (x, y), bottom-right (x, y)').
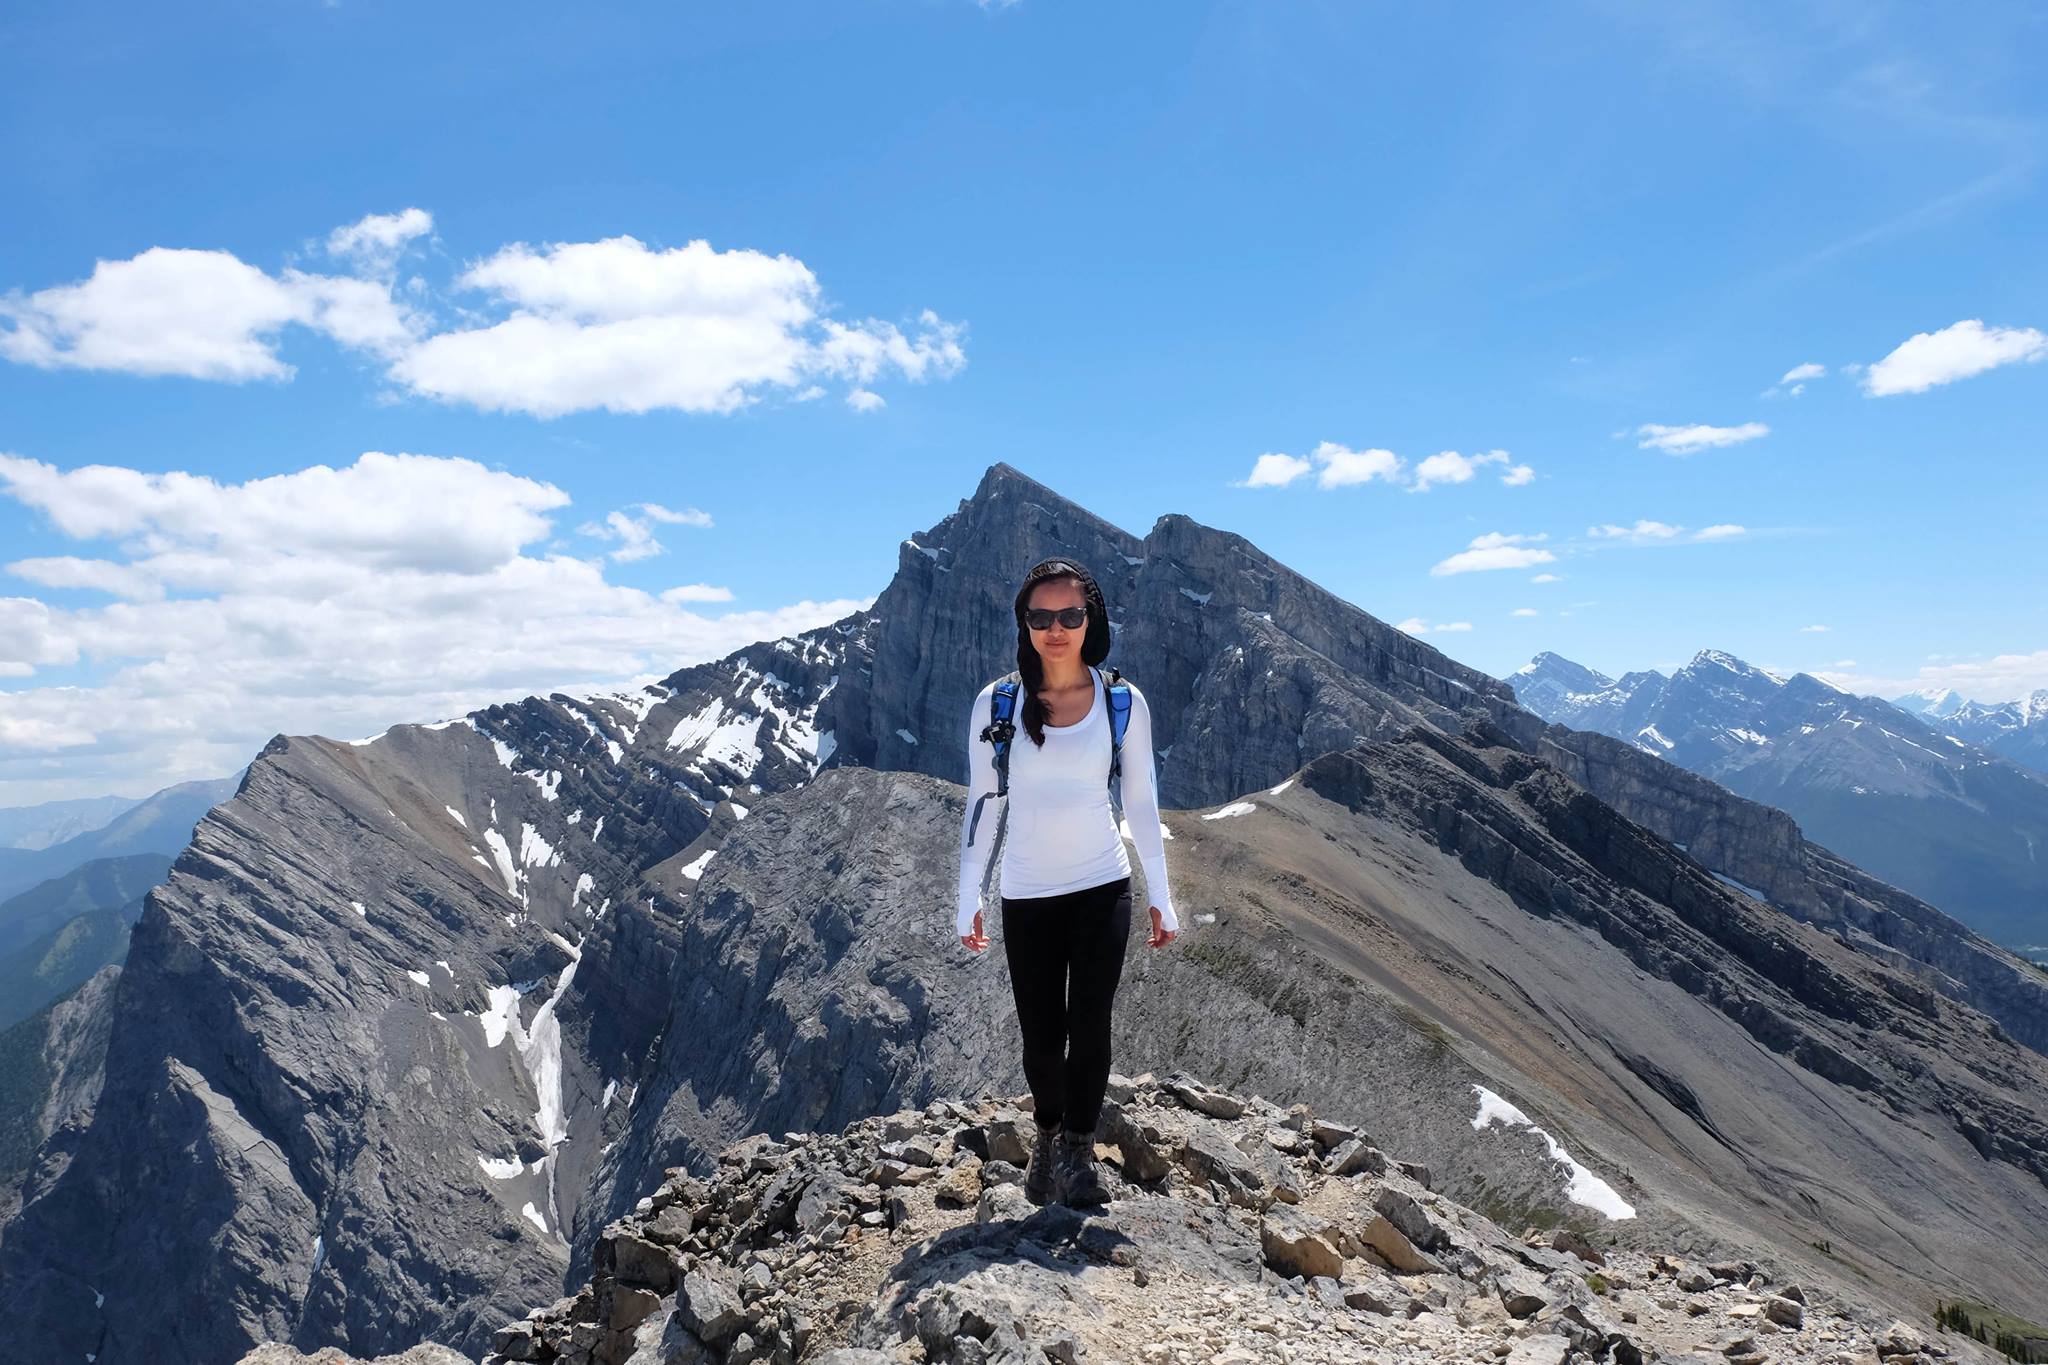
top-left (1938, 1300), bottom-right (2048, 1363)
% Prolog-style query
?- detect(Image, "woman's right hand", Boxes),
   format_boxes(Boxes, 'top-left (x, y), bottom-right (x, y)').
top-left (960, 910), bottom-right (990, 953)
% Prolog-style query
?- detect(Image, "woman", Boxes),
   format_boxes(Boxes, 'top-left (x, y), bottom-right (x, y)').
top-left (957, 557), bottom-right (1180, 1209)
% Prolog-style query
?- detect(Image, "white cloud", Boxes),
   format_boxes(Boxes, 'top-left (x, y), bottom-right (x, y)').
top-left (0, 596), bottom-right (81, 676)
top-left (0, 217), bottom-right (966, 419)
top-left (1510, 607), bottom-right (1538, 618)
top-left (1801, 624), bottom-right (1831, 633)
top-left (1827, 659), bottom-right (1859, 668)
top-left (1634, 422), bottom-right (1769, 455)
top-left (659, 583), bottom-right (734, 604)
top-left (1530, 573), bottom-right (1562, 583)
top-left (1588, 520), bottom-right (1681, 541)
top-left (0, 449), bottom-right (870, 802)
top-left (639, 502), bottom-right (712, 528)
top-left (0, 247), bottom-right (416, 381)
top-left (285, 271), bottom-right (419, 357)
top-left (326, 208), bottom-right (434, 277)
top-left (1396, 618), bottom-right (1473, 636)
top-left (1240, 442), bottom-right (1533, 493)
top-left (1240, 453), bottom-right (1313, 488)
top-left (1311, 441), bottom-right (1403, 488)
top-left (1586, 519), bottom-right (1746, 545)
top-left (1431, 531), bottom-right (1556, 577)
top-left (1767, 361), bottom-right (1827, 397)
top-left (579, 511), bottom-right (660, 562)
top-left (577, 501), bottom-right (713, 562)
top-left (1412, 448), bottom-right (1511, 492)
top-left (394, 236), bottom-right (964, 417)
top-left (813, 311), bottom-right (965, 385)
top-left (0, 448), bottom-right (560, 571)
top-left (846, 388), bottom-right (886, 412)
top-left (1863, 319), bottom-right (2047, 396)
top-left (6, 555), bottom-right (165, 601)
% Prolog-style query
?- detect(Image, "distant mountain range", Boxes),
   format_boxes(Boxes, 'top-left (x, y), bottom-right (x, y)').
top-left (1893, 686), bottom-right (2048, 775)
top-left (0, 773), bottom-right (242, 905)
top-left (0, 795), bottom-right (142, 852)
top-left (1510, 650), bottom-right (2048, 951)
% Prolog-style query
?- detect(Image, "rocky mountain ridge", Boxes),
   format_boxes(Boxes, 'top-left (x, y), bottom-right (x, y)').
top-left (5, 463), bottom-right (2047, 1363)
top-left (1507, 649), bottom-right (2048, 949)
top-left (1893, 688), bottom-right (2048, 778)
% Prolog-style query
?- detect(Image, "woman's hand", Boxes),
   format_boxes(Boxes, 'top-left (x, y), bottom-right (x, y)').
top-left (961, 910), bottom-right (990, 953)
top-left (1147, 905), bottom-right (1177, 948)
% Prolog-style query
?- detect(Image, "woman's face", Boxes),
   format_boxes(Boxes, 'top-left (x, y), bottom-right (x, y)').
top-left (1026, 578), bottom-right (1088, 664)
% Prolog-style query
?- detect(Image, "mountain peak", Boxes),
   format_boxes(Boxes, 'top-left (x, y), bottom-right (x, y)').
top-left (1686, 648), bottom-right (1755, 674)
top-left (1507, 653), bottom-right (1614, 706)
top-left (1680, 649), bottom-right (1791, 687)
top-left (968, 460), bottom-right (1071, 509)
top-left (1516, 649), bottom-right (1576, 676)
top-left (1892, 686), bottom-right (1965, 720)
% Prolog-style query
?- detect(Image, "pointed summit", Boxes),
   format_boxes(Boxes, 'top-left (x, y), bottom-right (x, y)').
top-left (1683, 647), bottom-right (1775, 680)
top-left (1506, 651), bottom-right (1617, 716)
top-left (1892, 685), bottom-right (1965, 720)
top-left (813, 462), bottom-right (1520, 806)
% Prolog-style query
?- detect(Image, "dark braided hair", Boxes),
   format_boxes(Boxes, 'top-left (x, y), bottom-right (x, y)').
top-left (1011, 557), bottom-right (1113, 748)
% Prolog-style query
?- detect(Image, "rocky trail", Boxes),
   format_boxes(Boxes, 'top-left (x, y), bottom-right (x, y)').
top-left (240, 1072), bottom-right (1998, 1365)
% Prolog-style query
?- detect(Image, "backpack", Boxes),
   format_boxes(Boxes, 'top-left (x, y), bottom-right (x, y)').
top-left (964, 666), bottom-right (1133, 907)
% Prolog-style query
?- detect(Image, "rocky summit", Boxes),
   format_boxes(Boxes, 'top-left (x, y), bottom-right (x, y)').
top-left (246, 1072), bottom-right (2004, 1365)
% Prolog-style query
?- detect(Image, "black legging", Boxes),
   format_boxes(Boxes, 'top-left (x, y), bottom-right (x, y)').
top-left (1000, 875), bottom-right (1134, 1138)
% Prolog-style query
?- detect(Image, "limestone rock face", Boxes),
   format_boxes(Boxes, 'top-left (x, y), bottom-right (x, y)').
top-left (6, 461), bottom-right (2046, 1364)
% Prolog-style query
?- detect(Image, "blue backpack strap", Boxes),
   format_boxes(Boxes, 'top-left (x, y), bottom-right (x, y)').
top-left (965, 674), bottom-right (1022, 846)
top-left (1101, 666), bottom-right (1132, 801)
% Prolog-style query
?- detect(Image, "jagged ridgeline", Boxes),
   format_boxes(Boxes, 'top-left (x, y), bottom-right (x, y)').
top-left (3, 462), bottom-right (2045, 1365)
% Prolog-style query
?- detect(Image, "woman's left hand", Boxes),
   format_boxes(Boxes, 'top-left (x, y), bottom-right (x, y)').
top-left (1147, 905), bottom-right (1177, 948)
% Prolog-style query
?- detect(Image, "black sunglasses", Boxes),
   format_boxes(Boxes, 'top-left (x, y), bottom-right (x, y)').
top-left (1023, 607), bottom-right (1088, 631)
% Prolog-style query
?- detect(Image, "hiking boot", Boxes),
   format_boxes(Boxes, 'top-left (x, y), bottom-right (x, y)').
top-left (1054, 1129), bottom-right (1111, 1207)
top-left (1023, 1121), bottom-right (1060, 1206)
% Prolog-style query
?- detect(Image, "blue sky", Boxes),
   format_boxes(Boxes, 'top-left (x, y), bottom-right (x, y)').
top-left (2, 0), bottom-right (2044, 803)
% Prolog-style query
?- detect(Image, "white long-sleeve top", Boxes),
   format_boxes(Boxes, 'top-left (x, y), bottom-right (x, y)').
top-left (956, 667), bottom-right (1178, 937)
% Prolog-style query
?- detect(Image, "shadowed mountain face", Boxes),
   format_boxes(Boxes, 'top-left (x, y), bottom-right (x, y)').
top-left (3, 463), bottom-right (2046, 1363)
top-left (1509, 650), bottom-right (2048, 950)
top-left (0, 964), bottom-right (120, 1228)
top-left (0, 853), bottom-right (170, 1024)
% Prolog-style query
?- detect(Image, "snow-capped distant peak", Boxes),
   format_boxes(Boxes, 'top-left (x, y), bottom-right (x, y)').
top-left (1510, 651), bottom-right (1614, 695)
top-left (1689, 648), bottom-right (1763, 676)
top-left (1677, 649), bottom-right (1793, 691)
top-left (1892, 685), bottom-right (1965, 719)
top-left (2019, 690), bottom-right (2048, 726)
